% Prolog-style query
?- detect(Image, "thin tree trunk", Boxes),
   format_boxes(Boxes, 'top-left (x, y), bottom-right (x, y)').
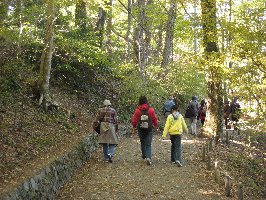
top-left (138, 0), bottom-right (146, 78)
top-left (144, 0), bottom-right (153, 65)
top-left (14, 0), bottom-right (24, 35)
top-left (106, 0), bottom-right (113, 55)
top-left (38, 0), bottom-right (55, 107)
top-left (154, 23), bottom-right (163, 65)
top-left (75, 0), bottom-right (87, 30)
top-left (95, 2), bottom-right (107, 48)
top-left (126, 0), bottom-right (132, 62)
top-left (133, 14), bottom-right (140, 65)
top-left (161, 0), bottom-right (177, 75)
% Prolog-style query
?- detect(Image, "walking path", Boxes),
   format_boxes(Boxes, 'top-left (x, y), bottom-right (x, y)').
top-left (57, 134), bottom-right (231, 200)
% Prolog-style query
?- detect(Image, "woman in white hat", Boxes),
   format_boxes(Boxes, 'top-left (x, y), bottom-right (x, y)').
top-left (94, 99), bottom-right (119, 163)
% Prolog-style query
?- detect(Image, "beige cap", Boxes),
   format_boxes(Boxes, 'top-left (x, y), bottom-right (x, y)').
top-left (103, 99), bottom-right (111, 106)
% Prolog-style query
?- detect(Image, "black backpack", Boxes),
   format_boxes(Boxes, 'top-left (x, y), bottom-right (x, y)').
top-left (137, 107), bottom-right (152, 133)
top-left (185, 104), bottom-right (193, 118)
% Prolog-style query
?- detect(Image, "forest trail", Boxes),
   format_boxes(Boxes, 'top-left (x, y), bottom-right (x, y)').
top-left (57, 134), bottom-right (232, 200)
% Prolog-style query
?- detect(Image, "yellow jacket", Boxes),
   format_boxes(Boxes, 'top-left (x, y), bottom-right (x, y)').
top-left (162, 113), bottom-right (188, 138)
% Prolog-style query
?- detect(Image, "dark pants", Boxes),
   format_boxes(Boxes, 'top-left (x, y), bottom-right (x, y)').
top-left (138, 130), bottom-right (153, 159)
top-left (201, 119), bottom-right (205, 126)
top-left (170, 134), bottom-right (182, 163)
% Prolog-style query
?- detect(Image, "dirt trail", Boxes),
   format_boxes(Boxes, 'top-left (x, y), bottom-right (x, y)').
top-left (57, 134), bottom-right (232, 200)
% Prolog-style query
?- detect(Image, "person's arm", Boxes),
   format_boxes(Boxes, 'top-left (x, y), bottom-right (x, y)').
top-left (132, 109), bottom-right (140, 129)
top-left (162, 116), bottom-right (171, 138)
top-left (114, 110), bottom-right (118, 132)
top-left (95, 108), bottom-right (102, 122)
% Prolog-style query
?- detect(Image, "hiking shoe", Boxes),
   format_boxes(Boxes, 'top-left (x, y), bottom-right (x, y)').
top-left (175, 160), bottom-right (182, 167)
top-left (146, 158), bottom-right (152, 165)
top-left (142, 155), bottom-right (146, 159)
top-left (108, 154), bottom-right (113, 163)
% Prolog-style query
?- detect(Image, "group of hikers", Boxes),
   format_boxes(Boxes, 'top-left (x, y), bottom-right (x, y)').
top-left (92, 95), bottom-right (241, 166)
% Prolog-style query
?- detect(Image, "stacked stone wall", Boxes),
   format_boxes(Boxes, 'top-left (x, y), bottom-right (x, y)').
top-left (1, 133), bottom-right (98, 200)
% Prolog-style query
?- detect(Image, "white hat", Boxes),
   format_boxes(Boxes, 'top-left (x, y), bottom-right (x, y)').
top-left (103, 99), bottom-right (111, 106)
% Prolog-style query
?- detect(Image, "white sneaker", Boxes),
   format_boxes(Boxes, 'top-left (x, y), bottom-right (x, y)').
top-left (146, 158), bottom-right (152, 165)
top-left (175, 160), bottom-right (182, 167)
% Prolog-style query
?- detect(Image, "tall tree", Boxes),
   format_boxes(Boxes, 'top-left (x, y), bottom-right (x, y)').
top-left (144, 0), bottom-right (153, 65)
top-left (95, 1), bottom-right (108, 47)
top-left (201, 0), bottom-right (223, 139)
top-left (132, 0), bottom-right (152, 78)
top-left (161, 0), bottom-right (177, 74)
top-left (126, 0), bottom-right (132, 62)
top-left (75, 0), bottom-right (87, 30)
top-left (105, 0), bottom-right (114, 55)
top-left (38, 0), bottom-right (55, 108)
top-left (132, 0), bottom-right (140, 65)
top-left (154, 23), bottom-right (163, 65)
top-left (138, 0), bottom-right (146, 77)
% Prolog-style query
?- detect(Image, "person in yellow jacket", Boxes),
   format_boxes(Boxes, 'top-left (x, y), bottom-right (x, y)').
top-left (162, 104), bottom-right (188, 167)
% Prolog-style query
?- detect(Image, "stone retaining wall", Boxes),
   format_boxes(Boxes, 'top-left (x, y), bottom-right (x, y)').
top-left (1, 133), bottom-right (98, 200)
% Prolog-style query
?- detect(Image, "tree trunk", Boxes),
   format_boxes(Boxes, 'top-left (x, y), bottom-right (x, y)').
top-left (144, 0), bottom-right (153, 65)
top-left (201, 0), bottom-right (223, 139)
top-left (75, 0), bottom-right (87, 30)
top-left (133, 13), bottom-right (140, 65)
top-left (139, 0), bottom-right (145, 76)
top-left (161, 0), bottom-right (177, 75)
top-left (105, 0), bottom-right (113, 55)
top-left (38, 0), bottom-right (55, 107)
top-left (126, 0), bottom-right (132, 62)
top-left (95, 1), bottom-right (107, 48)
top-left (132, 0), bottom-right (147, 77)
top-left (154, 23), bottom-right (163, 65)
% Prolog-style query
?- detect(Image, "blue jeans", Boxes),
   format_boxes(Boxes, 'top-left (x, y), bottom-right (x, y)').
top-left (102, 143), bottom-right (115, 160)
top-left (138, 130), bottom-right (153, 159)
top-left (170, 134), bottom-right (182, 163)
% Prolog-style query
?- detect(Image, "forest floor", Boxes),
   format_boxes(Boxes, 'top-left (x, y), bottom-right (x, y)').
top-left (56, 133), bottom-right (231, 200)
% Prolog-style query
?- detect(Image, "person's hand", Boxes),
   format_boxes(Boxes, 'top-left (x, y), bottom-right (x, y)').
top-left (131, 128), bottom-right (137, 137)
top-left (155, 127), bottom-right (160, 134)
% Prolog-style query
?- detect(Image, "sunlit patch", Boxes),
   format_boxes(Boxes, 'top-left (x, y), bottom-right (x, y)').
top-left (182, 139), bottom-right (203, 144)
top-left (161, 139), bottom-right (171, 143)
top-left (198, 189), bottom-right (221, 196)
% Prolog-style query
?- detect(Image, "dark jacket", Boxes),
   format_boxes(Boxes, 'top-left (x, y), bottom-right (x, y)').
top-left (189, 100), bottom-right (199, 119)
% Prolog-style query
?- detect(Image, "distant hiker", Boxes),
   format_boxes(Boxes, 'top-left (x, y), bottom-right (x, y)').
top-left (162, 104), bottom-right (188, 167)
top-left (132, 96), bottom-right (158, 165)
top-left (185, 96), bottom-right (199, 135)
top-left (230, 97), bottom-right (241, 130)
top-left (198, 99), bottom-right (207, 127)
top-left (224, 100), bottom-right (231, 129)
top-left (95, 99), bottom-right (118, 163)
top-left (162, 96), bottom-right (176, 117)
